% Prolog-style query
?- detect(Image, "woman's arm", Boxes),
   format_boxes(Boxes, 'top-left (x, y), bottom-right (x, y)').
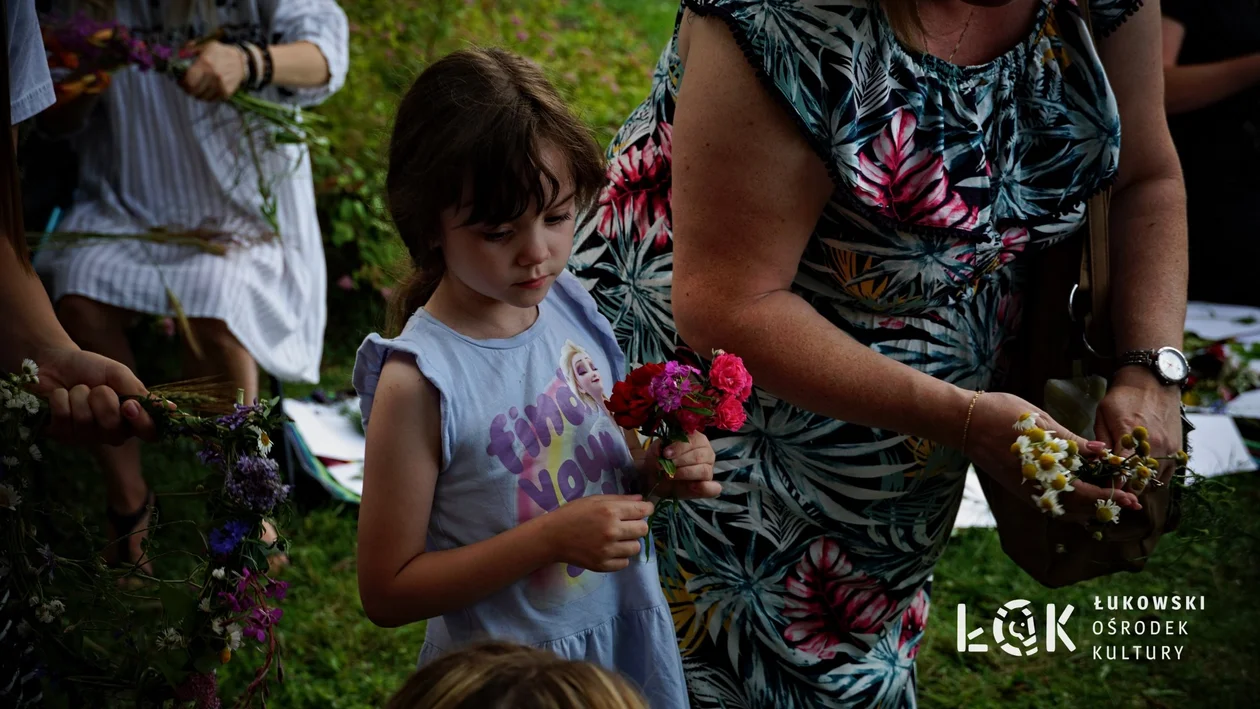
top-left (669, 17), bottom-right (974, 449)
top-left (1096, 4), bottom-right (1188, 454)
top-left (357, 353), bottom-right (654, 628)
top-left (1161, 16), bottom-right (1260, 115)
top-left (357, 353), bottom-right (556, 627)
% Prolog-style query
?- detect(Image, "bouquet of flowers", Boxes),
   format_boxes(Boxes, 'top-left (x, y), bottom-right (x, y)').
top-left (1011, 411), bottom-right (1189, 532)
top-left (609, 350), bottom-right (753, 477)
top-left (1, 361), bottom-right (291, 707)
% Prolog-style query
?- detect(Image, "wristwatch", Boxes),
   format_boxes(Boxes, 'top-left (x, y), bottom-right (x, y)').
top-left (1116, 347), bottom-right (1190, 387)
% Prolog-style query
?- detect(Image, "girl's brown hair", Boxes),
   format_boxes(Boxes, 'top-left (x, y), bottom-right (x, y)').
top-left (385, 47), bottom-right (606, 335)
top-left (385, 641), bottom-right (649, 709)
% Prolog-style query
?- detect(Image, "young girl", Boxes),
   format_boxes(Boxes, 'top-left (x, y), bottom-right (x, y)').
top-left (352, 48), bottom-right (719, 709)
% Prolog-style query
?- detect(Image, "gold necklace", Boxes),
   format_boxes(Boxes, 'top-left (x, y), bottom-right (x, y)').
top-left (948, 7), bottom-right (977, 63)
top-left (916, 1), bottom-right (977, 64)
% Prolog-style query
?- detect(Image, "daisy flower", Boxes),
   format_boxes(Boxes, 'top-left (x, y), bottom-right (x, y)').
top-left (199, 598), bottom-right (212, 613)
top-left (29, 445), bottom-right (41, 462)
top-left (1095, 498), bottom-right (1122, 524)
top-left (156, 627), bottom-right (185, 650)
top-left (226, 623), bottom-right (243, 650)
top-left (1014, 412), bottom-right (1038, 433)
top-left (1033, 490), bottom-right (1065, 516)
top-left (212, 567), bottom-right (226, 580)
top-left (1045, 471), bottom-right (1075, 493)
top-left (21, 359), bottom-right (38, 380)
top-left (0, 483), bottom-right (21, 510)
top-left (249, 425), bottom-right (274, 456)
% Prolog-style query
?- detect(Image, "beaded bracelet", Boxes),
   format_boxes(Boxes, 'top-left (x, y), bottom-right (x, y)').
top-left (258, 45), bottom-right (274, 90)
top-left (234, 41), bottom-right (258, 89)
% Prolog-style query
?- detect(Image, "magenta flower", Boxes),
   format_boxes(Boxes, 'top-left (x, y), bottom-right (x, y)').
top-left (648, 361), bottom-right (699, 412)
top-left (782, 538), bottom-right (899, 662)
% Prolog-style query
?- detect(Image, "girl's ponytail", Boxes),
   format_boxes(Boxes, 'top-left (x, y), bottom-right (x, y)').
top-left (385, 264), bottom-right (441, 337)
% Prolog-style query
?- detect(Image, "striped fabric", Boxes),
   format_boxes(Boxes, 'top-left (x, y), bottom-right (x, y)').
top-left (34, 0), bottom-right (349, 383)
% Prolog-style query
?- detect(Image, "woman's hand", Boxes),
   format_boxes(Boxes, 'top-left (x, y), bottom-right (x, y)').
top-left (1096, 369), bottom-right (1184, 485)
top-left (645, 431), bottom-right (721, 499)
top-left (179, 41), bottom-right (247, 101)
top-left (541, 495), bottom-right (655, 572)
top-left (966, 391), bottom-right (1141, 524)
top-left (30, 345), bottom-right (163, 446)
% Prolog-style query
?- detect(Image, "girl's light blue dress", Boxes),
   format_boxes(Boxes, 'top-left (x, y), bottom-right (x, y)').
top-left (354, 272), bottom-right (688, 708)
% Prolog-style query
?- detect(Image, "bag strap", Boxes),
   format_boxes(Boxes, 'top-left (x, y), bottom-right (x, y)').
top-left (1077, 0), bottom-right (1114, 359)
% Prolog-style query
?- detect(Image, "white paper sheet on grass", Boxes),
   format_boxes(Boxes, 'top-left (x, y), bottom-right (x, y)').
top-left (1184, 302), bottom-right (1260, 343)
top-left (281, 398), bottom-right (367, 463)
top-left (953, 413), bottom-right (1256, 529)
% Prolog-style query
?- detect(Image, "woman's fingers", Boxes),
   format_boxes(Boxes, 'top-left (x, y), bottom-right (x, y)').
top-left (47, 388), bottom-right (72, 440)
top-left (679, 481), bottom-right (722, 499)
top-left (1068, 478), bottom-right (1142, 512)
top-left (87, 385), bottom-right (124, 444)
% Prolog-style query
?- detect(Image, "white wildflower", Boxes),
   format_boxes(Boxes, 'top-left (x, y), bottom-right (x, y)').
top-left (199, 598), bottom-right (212, 613)
top-left (36, 603), bottom-right (57, 624)
top-left (155, 627), bottom-right (185, 651)
top-left (28, 595), bottom-right (39, 607)
top-left (1095, 498), bottom-right (1122, 524)
top-left (226, 623), bottom-right (243, 650)
top-left (1033, 491), bottom-right (1063, 518)
top-left (1043, 470), bottom-right (1075, 494)
top-left (1, 456), bottom-right (18, 468)
top-left (20, 359), bottom-right (38, 381)
top-left (17, 426), bottom-right (29, 441)
top-left (47, 600), bottom-right (65, 615)
top-left (249, 425), bottom-right (274, 456)
top-left (0, 483), bottom-right (21, 510)
top-left (1014, 412), bottom-right (1038, 433)
top-left (211, 617), bottom-right (227, 635)
top-left (28, 445), bottom-right (41, 462)
top-left (1033, 490), bottom-right (1066, 517)
top-left (212, 567), bottom-right (226, 580)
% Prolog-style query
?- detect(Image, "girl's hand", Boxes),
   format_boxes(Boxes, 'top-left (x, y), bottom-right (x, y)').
top-left (646, 432), bottom-right (721, 499)
top-left (965, 391), bottom-right (1141, 524)
top-left (541, 495), bottom-right (654, 572)
top-left (179, 41), bottom-right (247, 101)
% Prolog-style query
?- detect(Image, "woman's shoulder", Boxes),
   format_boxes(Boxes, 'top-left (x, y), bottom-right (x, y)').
top-left (1085, 0), bottom-right (1146, 38)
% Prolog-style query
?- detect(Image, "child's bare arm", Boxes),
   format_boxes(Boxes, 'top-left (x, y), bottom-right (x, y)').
top-left (357, 352), bottom-right (652, 627)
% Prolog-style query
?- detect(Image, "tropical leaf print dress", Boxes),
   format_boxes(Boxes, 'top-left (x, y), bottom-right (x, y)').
top-left (569, 1), bottom-right (1140, 706)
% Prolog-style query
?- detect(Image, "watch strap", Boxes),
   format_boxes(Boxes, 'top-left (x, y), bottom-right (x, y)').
top-left (1116, 349), bottom-right (1155, 370)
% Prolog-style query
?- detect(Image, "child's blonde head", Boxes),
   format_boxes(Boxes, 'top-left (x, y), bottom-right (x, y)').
top-left (386, 642), bottom-right (649, 709)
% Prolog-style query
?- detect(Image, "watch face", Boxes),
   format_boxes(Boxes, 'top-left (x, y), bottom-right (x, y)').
top-left (1156, 348), bottom-right (1190, 384)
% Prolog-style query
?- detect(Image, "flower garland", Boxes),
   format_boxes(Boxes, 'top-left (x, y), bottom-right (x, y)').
top-left (1011, 412), bottom-right (1190, 533)
top-left (0, 361), bottom-right (290, 708)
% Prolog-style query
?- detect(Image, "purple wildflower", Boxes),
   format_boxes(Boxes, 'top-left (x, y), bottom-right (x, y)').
top-left (215, 402), bottom-right (261, 431)
top-left (265, 580), bottom-right (290, 601)
top-left (649, 361), bottom-right (700, 413)
top-left (174, 671), bottom-right (221, 709)
top-left (225, 456), bottom-right (289, 513)
top-left (208, 520), bottom-right (252, 556)
top-left (197, 447), bottom-right (225, 468)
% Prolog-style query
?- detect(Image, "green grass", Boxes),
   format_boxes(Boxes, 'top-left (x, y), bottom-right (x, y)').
top-left (32, 1), bottom-right (1260, 706)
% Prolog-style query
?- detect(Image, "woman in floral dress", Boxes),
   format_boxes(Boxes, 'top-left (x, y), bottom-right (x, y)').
top-left (572, 0), bottom-right (1188, 705)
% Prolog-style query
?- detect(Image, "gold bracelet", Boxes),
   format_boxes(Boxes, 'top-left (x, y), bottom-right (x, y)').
top-left (961, 390), bottom-right (985, 455)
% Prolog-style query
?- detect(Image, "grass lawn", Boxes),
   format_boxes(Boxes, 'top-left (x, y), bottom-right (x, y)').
top-left (31, 1), bottom-right (1260, 707)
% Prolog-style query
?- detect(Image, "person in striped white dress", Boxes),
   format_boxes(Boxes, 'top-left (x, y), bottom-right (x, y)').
top-left (33, 0), bottom-right (348, 569)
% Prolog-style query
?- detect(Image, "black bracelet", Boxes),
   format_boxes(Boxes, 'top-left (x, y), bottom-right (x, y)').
top-left (235, 41), bottom-right (259, 90)
top-left (258, 45), bottom-right (274, 90)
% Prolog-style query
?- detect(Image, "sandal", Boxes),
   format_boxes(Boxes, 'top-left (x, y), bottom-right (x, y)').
top-left (105, 489), bottom-right (157, 571)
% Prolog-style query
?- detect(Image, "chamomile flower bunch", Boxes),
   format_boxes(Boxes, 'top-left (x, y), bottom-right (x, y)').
top-left (1011, 412), bottom-right (1190, 527)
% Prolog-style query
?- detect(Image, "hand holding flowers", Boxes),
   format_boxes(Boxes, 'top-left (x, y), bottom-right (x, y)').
top-left (965, 392), bottom-right (1144, 524)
